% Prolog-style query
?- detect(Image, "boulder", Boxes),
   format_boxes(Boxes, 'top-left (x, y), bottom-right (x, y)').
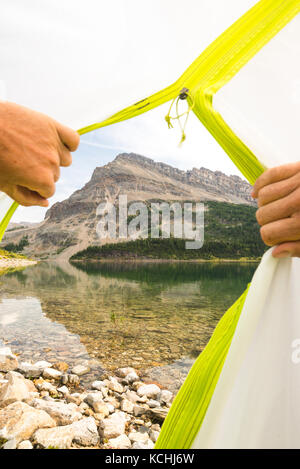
top-left (32, 398), bottom-right (82, 425)
top-left (108, 433), bottom-right (131, 449)
top-left (72, 417), bottom-right (99, 446)
top-left (0, 371), bottom-right (37, 408)
top-left (0, 401), bottom-right (56, 444)
top-left (99, 412), bottom-right (126, 439)
top-left (34, 417), bottom-right (99, 449)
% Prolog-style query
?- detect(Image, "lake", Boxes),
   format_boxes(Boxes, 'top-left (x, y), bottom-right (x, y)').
top-left (0, 261), bottom-right (257, 391)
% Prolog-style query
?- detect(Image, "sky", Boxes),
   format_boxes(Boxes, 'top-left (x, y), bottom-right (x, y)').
top-left (7, 0), bottom-right (256, 223)
top-left (12, 102), bottom-right (244, 223)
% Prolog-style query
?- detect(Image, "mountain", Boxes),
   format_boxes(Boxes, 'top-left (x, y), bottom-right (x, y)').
top-left (1, 153), bottom-right (256, 260)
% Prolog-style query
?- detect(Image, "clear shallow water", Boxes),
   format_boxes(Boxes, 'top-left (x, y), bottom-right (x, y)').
top-left (0, 261), bottom-right (257, 390)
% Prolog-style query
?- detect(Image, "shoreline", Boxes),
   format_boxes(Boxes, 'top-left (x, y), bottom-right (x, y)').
top-left (0, 257), bottom-right (37, 269)
top-left (70, 257), bottom-right (261, 264)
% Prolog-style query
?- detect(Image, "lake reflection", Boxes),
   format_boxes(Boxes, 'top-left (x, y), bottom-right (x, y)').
top-left (0, 261), bottom-right (257, 388)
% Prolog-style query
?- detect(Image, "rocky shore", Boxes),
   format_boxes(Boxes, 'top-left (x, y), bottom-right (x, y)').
top-left (0, 258), bottom-right (37, 269)
top-left (0, 346), bottom-right (173, 449)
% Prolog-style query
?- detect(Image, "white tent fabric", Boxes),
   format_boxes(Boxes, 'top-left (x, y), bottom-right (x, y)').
top-left (193, 250), bottom-right (300, 448)
top-left (192, 11), bottom-right (300, 449)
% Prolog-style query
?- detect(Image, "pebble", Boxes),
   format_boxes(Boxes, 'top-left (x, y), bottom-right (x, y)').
top-left (43, 368), bottom-right (62, 380)
top-left (91, 380), bottom-right (105, 391)
top-left (137, 384), bottom-right (161, 399)
top-left (108, 433), bottom-right (131, 449)
top-left (108, 377), bottom-right (124, 393)
top-left (148, 399), bottom-right (160, 408)
top-left (17, 440), bottom-right (33, 449)
top-left (120, 398), bottom-right (134, 413)
top-left (132, 440), bottom-right (155, 449)
top-left (71, 365), bottom-right (90, 376)
top-left (128, 430), bottom-right (149, 443)
top-left (99, 412), bottom-right (126, 439)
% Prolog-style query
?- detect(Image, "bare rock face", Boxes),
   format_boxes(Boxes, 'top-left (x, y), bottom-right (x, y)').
top-left (1, 153), bottom-right (254, 260)
top-left (0, 401), bottom-right (56, 444)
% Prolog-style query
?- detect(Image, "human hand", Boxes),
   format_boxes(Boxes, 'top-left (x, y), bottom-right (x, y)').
top-left (252, 162), bottom-right (300, 258)
top-left (0, 101), bottom-right (80, 207)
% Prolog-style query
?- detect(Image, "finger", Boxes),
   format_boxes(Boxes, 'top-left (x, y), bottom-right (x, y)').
top-left (56, 122), bottom-right (80, 152)
top-left (257, 172), bottom-right (300, 207)
top-left (7, 185), bottom-right (49, 207)
top-left (256, 188), bottom-right (300, 225)
top-left (252, 162), bottom-right (300, 198)
top-left (272, 242), bottom-right (300, 258)
top-left (260, 217), bottom-right (300, 246)
top-left (58, 145), bottom-right (72, 167)
top-left (24, 172), bottom-right (56, 199)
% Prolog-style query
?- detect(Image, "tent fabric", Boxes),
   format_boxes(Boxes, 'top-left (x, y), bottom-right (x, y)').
top-left (191, 250), bottom-right (300, 449)
top-left (0, 0), bottom-right (300, 449)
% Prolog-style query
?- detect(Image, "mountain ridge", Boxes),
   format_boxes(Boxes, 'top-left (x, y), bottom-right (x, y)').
top-left (1, 152), bottom-right (255, 259)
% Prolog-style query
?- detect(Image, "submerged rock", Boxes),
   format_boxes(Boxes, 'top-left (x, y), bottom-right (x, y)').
top-left (71, 365), bottom-right (90, 376)
top-left (0, 348), bottom-right (19, 373)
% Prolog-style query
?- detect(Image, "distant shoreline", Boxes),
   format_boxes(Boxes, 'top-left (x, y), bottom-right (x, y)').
top-left (70, 257), bottom-right (261, 264)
